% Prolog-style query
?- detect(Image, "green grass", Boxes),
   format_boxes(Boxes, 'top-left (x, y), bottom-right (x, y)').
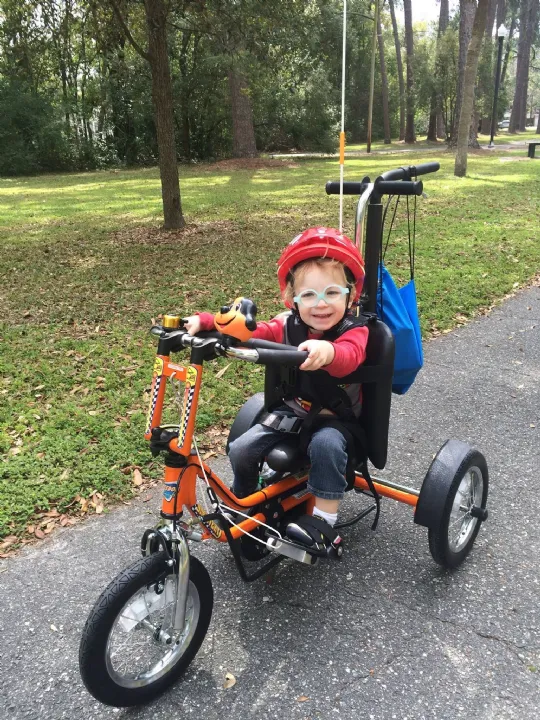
top-left (1, 149), bottom-right (539, 543)
top-left (479, 127), bottom-right (540, 145)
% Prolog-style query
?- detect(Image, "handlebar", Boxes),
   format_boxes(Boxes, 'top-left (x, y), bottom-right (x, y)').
top-left (380, 161), bottom-right (440, 181)
top-left (151, 326), bottom-right (308, 366)
top-left (325, 161), bottom-right (439, 197)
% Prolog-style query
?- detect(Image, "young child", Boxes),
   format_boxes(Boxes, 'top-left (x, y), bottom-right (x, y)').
top-left (185, 226), bottom-right (368, 554)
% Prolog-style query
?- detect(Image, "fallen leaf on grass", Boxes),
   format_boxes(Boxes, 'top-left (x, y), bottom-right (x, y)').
top-left (132, 469), bottom-right (143, 486)
top-left (35, 528), bottom-right (45, 539)
top-left (223, 672), bottom-right (236, 689)
top-left (215, 363), bottom-right (231, 379)
top-left (0, 535), bottom-right (19, 551)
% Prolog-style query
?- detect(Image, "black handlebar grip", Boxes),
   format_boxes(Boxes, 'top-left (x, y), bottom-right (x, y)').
top-left (325, 181), bottom-right (365, 195)
top-left (412, 162), bottom-right (440, 176)
top-left (255, 349), bottom-right (308, 366)
top-left (246, 338), bottom-right (300, 351)
top-left (375, 179), bottom-right (423, 196)
top-left (380, 168), bottom-right (406, 181)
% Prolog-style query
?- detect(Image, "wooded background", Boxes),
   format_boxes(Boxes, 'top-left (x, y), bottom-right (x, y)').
top-left (1, 1), bottom-right (538, 188)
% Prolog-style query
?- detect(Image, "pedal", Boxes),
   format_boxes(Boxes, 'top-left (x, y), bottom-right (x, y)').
top-left (266, 536), bottom-right (318, 565)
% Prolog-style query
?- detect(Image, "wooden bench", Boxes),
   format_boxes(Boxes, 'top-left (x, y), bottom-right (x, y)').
top-left (527, 142), bottom-right (540, 158)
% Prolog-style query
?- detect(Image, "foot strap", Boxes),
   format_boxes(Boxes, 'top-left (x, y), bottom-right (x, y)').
top-left (286, 514), bottom-right (344, 558)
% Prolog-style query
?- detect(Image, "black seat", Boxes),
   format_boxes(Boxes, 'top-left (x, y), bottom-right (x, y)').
top-left (263, 317), bottom-right (395, 472)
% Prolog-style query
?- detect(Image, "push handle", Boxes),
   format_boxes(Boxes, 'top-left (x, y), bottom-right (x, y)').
top-left (325, 180), bottom-right (364, 195)
top-left (326, 179), bottom-right (423, 197)
top-left (326, 162), bottom-right (439, 196)
top-left (381, 162), bottom-right (440, 181)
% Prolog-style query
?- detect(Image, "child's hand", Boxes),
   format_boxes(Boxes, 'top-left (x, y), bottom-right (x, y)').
top-left (183, 315), bottom-right (201, 336)
top-left (298, 340), bottom-right (335, 371)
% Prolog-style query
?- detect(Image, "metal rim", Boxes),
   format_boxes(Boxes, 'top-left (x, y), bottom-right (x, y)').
top-left (105, 574), bottom-right (200, 689)
top-left (448, 465), bottom-right (484, 553)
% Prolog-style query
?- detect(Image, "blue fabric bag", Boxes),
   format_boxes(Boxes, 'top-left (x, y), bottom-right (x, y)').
top-left (376, 263), bottom-right (423, 394)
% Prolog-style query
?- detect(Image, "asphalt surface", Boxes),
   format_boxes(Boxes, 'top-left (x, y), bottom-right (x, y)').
top-left (1, 285), bottom-right (539, 720)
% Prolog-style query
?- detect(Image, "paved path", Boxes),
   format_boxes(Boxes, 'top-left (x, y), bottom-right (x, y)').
top-left (269, 140), bottom-right (536, 159)
top-left (1, 286), bottom-right (539, 720)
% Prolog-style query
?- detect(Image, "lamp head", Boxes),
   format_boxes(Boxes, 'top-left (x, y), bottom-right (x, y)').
top-left (497, 24), bottom-right (508, 38)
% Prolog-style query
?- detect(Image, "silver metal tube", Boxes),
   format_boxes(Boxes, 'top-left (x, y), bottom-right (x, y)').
top-left (223, 346), bottom-right (259, 362)
top-left (357, 471), bottom-right (420, 497)
top-left (354, 183), bottom-right (375, 249)
top-left (172, 532), bottom-right (190, 632)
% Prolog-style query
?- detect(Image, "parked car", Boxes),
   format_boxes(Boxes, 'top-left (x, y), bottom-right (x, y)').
top-left (498, 119), bottom-right (510, 129)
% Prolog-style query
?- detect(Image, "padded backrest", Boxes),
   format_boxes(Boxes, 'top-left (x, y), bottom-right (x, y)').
top-left (345, 318), bottom-right (395, 469)
top-left (263, 318), bottom-right (395, 469)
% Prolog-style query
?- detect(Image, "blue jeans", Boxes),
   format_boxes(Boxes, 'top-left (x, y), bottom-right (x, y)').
top-left (228, 423), bottom-right (348, 500)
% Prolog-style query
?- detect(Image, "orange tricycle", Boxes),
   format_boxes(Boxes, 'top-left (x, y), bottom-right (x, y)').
top-left (79, 163), bottom-right (489, 707)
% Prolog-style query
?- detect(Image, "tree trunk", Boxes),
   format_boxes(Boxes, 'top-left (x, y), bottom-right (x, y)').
top-left (144, 0), bottom-right (184, 229)
top-left (377, 14), bottom-right (391, 144)
top-left (518, 0), bottom-right (539, 129)
top-left (449, 0), bottom-right (477, 147)
top-left (478, 0), bottom-right (497, 136)
top-left (486, 0), bottom-right (497, 38)
top-left (509, 0), bottom-right (530, 133)
top-left (403, 0), bottom-right (415, 143)
top-left (228, 64), bottom-right (258, 158)
top-left (178, 32), bottom-right (193, 162)
top-left (429, 0), bottom-right (450, 141)
top-left (500, 9), bottom-right (516, 86)
top-left (455, 0), bottom-right (490, 176)
top-left (495, 0), bottom-right (506, 31)
top-left (388, 0), bottom-right (405, 141)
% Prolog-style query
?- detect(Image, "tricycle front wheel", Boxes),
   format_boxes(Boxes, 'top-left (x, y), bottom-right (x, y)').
top-left (79, 551), bottom-right (213, 707)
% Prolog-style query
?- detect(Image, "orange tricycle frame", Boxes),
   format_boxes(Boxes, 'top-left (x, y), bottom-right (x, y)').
top-left (144, 338), bottom-right (419, 553)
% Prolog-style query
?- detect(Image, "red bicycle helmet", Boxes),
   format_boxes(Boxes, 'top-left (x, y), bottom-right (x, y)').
top-left (277, 227), bottom-right (365, 307)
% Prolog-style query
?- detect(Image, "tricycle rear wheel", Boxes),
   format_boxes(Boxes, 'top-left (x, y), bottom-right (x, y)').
top-left (427, 450), bottom-right (488, 568)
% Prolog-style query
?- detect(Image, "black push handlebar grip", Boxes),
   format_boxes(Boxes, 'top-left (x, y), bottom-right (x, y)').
top-left (325, 181), bottom-right (365, 195)
top-left (381, 162), bottom-right (440, 181)
top-left (255, 348), bottom-right (308, 366)
top-left (413, 161), bottom-right (440, 176)
top-left (380, 168), bottom-right (406, 181)
top-left (375, 179), bottom-right (423, 196)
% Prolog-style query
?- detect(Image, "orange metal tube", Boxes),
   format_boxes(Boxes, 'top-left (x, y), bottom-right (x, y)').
top-left (354, 475), bottom-right (418, 507)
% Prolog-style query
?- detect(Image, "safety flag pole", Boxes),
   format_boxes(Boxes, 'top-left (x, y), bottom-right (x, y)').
top-left (339, 0), bottom-right (347, 233)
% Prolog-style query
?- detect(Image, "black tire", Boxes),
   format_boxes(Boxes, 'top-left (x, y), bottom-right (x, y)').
top-left (79, 552), bottom-right (213, 707)
top-left (427, 448), bottom-right (489, 569)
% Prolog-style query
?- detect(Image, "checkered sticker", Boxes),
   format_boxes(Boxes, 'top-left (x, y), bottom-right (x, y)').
top-left (145, 357), bottom-right (164, 435)
top-left (179, 366), bottom-right (198, 446)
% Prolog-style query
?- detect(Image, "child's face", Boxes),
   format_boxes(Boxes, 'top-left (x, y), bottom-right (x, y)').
top-left (293, 264), bottom-right (350, 332)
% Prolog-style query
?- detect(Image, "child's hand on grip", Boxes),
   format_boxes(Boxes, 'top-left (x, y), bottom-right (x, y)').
top-left (298, 339), bottom-right (335, 371)
top-left (184, 315), bottom-right (201, 336)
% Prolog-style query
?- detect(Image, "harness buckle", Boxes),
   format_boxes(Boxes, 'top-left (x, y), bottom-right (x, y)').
top-left (277, 416), bottom-right (303, 433)
top-left (262, 413), bottom-right (303, 434)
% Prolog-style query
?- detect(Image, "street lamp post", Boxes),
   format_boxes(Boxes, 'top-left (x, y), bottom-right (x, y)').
top-left (488, 24), bottom-right (508, 149)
